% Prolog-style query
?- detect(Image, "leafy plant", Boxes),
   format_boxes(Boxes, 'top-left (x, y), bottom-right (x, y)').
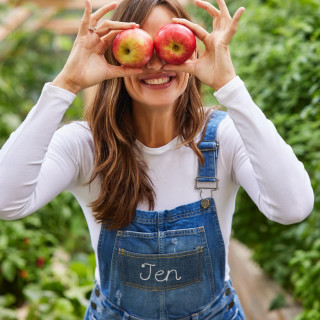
top-left (269, 293), bottom-right (287, 311)
top-left (0, 2), bottom-right (90, 316)
top-left (24, 252), bottom-right (95, 319)
top-left (0, 217), bottom-right (57, 305)
top-left (190, 0), bottom-right (320, 317)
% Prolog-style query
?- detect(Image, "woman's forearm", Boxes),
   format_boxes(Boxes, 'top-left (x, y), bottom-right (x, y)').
top-left (215, 76), bottom-right (314, 223)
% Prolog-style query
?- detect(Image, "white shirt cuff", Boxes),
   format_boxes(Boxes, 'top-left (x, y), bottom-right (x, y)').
top-left (46, 82), bottom-right (77, 102)
top-left (213, 76), bottom-right (244, 102)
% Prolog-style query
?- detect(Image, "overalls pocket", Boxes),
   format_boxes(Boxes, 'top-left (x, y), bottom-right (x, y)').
top-left (118, 246), bottom-right (203, 291)
top-left (108, 226), bottom-right (216, 319)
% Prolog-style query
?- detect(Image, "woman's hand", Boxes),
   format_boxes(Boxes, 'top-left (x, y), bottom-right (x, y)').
top-left (163, 0), bottom-right (245, 91)
top-left (52, 0), bottom-right (142, 94)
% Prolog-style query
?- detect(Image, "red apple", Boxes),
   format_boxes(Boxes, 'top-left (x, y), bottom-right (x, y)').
top-left (154, 23), bottom-right (196, 65)
top-left (112, 28), bottom-right (154, 68)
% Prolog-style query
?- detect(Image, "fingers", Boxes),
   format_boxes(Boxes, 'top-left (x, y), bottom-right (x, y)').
top-left (96, 21), bottom-right (139, 38)
top-left (78, 1), bottom-right (126, 38)
top-left (172, 18), bottom-right (209, 42)
top-left (107, 65), bottom-right (143, 79)
top-left (78, 0), bottom-right (92, 36)
top-left (194, 0), bottom-right (221, 18)
top-left (163, 60), bottom-right (196, 75)
top-left (225, 7), bottom-right (245, 43)
top-left (193, 0), bottom-right (245, 46)
top-left (195, 0), bottom-right (230, 18)
top-left (100, 29), bottom-right (123, 46)
top-left (214, 0), bottom-right (231, 17)
top-left (232, 7), bottom-right (246, 26)
top-left (90, 2), bottom-right (117, 27)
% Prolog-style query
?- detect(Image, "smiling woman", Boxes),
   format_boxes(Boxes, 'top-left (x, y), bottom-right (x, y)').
top-left (0, 0), bottom-right (314, 319)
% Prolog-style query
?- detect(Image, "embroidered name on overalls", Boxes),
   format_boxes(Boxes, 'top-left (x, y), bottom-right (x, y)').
top-left (139, 263), bottom-right (182, 282)
top-left (118, 247), bottom-right (203, 291)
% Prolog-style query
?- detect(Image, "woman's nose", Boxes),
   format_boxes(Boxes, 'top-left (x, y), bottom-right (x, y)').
top-left (146, 49), bottom-right (165, 70)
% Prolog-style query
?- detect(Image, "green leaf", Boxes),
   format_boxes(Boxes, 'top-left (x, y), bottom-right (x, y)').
top-left (1, 260), bottom-right (16, 282)
top-left (0, 294), bottom-right (16, 308)
top-left (269, 293), bottom-right (287, 311)
top-left (0, 307), bottom-right (18, 320)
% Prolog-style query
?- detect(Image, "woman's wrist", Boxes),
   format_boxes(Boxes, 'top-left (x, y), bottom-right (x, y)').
top-left (213, 74), bottom-right (237, 92)
top-left (52, 74), bottom-right (81, 95)
top-left (211, 45), bottom-right (237, 91)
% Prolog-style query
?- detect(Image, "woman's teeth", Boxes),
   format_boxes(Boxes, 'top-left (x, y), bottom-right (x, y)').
top-left (143, 77), bottom-right (170, 85)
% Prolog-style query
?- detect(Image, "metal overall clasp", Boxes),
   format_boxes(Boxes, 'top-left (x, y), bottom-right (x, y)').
top-left (195, 177), bottom-right (219, 209)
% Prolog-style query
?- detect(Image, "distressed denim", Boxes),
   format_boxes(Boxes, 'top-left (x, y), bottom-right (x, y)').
top-left (84, 111), bottom-right (245, 319)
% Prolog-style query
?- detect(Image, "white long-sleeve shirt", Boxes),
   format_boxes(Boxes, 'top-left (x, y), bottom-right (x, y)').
top-left (0, 76), bottom-right (314, 282)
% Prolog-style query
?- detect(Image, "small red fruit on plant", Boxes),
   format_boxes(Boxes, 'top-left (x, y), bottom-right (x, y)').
top-left (154, 23), bottom-right (196, 65)
top-left (36, 257), bottom-right (45, 268)
top-left (112, 28), bottom-right (154, 68)
top-left (19, 270), bottom-right (28, 279)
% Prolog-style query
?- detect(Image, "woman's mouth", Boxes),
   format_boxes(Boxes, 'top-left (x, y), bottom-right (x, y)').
top-left (139, 73), bottom-right (176, 89)
top-left (143, 77), bottom-right (171, 85)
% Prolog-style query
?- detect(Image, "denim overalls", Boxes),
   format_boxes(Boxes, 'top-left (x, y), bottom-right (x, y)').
top-left (84, 110), bottom-right (245, 320)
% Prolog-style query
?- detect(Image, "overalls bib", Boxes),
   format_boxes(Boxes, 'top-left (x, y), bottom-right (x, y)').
top-left (84, 110), bottom-right (245, 320)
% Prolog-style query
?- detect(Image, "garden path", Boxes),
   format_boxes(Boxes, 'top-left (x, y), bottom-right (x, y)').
top-left (229, 238), bottom-right (303, 320)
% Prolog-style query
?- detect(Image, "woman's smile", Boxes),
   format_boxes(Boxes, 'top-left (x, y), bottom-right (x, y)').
top-left (139, 72), bottom-right (177, 89)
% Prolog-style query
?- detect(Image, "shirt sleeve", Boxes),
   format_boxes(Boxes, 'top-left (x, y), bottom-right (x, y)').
top-left (0, 83), bottom-right (78, 220)
top-left (214, 76), bottom-right (314, 224)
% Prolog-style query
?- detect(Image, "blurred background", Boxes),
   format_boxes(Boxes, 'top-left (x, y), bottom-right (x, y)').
top-left (0, 0), bottom-right (319, 319)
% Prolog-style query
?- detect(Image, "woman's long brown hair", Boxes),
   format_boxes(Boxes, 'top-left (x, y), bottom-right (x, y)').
top-left (85, 0), bottom-right (207, 229)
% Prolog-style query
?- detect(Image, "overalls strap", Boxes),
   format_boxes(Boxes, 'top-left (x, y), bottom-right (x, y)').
top-left (195, 110), bottom-right (227, 192)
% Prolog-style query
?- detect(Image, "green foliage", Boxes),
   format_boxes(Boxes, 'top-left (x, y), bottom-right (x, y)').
top-left (192, 0), bottom-right (320, 318)
top-left (0, 24), bottom-right (83, 147)
top-left (269, 293), bottom-right (287, 311)
top-left (0, 294), bottom-right (18, 319)
top-left (24, 252), bottom-right (95, 319)
top-left (0, 191), bottom-right (92, 311)
top-left (0, 3), bottom-right (90, 318)
top-left (290, 239), bottom-right (320, 312)
top-left (0, 217), bottom-right (57, 297)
